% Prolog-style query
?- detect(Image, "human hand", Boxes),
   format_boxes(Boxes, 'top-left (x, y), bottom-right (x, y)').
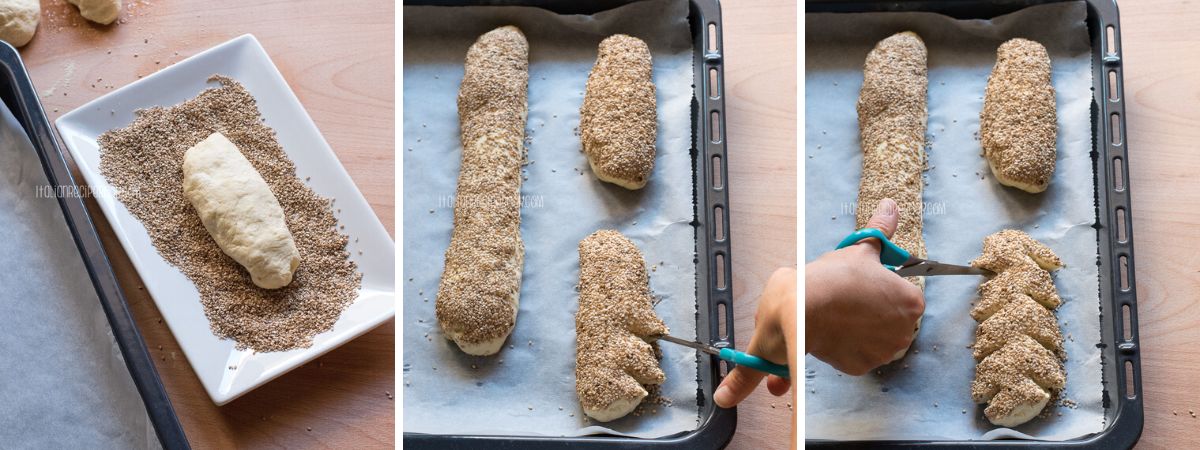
top-left (804, 198), bottom-right (925, 376)
top-left (713, 267), bottom-right (796, 408)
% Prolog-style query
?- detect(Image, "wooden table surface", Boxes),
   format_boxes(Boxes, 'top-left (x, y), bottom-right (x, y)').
top-left (721, 1), bottom-right (798, 449)
top-left (20, 0), bottom-right (395, 448)
top-left (1119, 1), bottom-right (1200, 448)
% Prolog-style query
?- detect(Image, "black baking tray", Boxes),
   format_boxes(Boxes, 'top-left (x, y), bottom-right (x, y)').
top-left (402, 0), bottom-right (736, 448)
top-left (0, 43), bottom-right (189, 449)
top-left (804, 0), bottom-right (1142, 448)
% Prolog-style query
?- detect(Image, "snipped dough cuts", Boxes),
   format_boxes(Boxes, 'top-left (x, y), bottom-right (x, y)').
top-left (970, 230), bottom-right (1066, 427)
top-left (182, 132), bottom-right (300, 290)
top-left (575, 230), bottom-right (668, 422)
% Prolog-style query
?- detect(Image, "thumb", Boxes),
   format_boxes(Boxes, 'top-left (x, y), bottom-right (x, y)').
top-left (864, 198), bottom-right (899, 238)
top-left (714, 321), bottom-right (777, 408)
top-left (714, 365), bottom-right (766, 408)
top-left (858, 198), bottom-right (899, 253)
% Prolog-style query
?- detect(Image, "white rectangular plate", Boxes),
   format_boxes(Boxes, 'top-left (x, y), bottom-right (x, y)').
top-left (55, 34), bottom-right (395, 405)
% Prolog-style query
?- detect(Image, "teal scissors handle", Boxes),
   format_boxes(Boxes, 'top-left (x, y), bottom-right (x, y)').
top-left (718, 348), bottom-right (790, 379)
top-left (835, 228), bottom-right (912, 269)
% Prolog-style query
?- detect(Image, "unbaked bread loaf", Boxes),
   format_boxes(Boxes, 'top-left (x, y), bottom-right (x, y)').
top-left (856, 31), bottom-right (928, 361)
top-left (981, 38), bottom-right (1057, 193)
top-left (435, 26), bottom-right (529, 356)
top-left (580, 34), bottom-right (657, 190)
top-left (182, 132), bottom-right (300, 290)
top-left (575, 230), bottom-right (668, 422)
top-left (970, 229), bottom-right (1067, 427)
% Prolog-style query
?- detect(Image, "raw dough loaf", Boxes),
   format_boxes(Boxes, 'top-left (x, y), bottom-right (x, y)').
top-left (575, 230), bottom-right (668, 422)
top-left (971, 334), bottom-right (1065, 427)
top-left (981, 38), bottom-right (1057, 193)
top-left (182, 132), bottom-right (300, 290)
top-left (970, 229), bottom-right (1067, 427)
top-left (580, 34), bottom-right (657, 189)
top-left (0, 0), bottom-right (38, 47)
top-left (856, 31), bottom-right (927, 361)
top-left (67, 0), bottom-right (121, 25)
top-left (435, 26), bottom-right (528, 356)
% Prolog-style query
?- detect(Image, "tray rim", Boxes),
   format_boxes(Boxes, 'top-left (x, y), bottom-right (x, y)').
top-left (802, 0), bottom-right (1143, 448)
top-left (400, 0), bottom-right (737, 448)
top-left (0, 42), bottom-right (190, 449)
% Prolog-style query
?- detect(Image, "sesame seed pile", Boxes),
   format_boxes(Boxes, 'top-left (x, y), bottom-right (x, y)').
top-left (855, 31), bottom-right (928, 289)
top-left (97, 75), bottom-right (361, 352)
top-left (969, 230), bottom-right (1066, 426)
top-left (435, 25), bottom-right (528, 350)
top-left (579, 34), bottom-right (657, 189)
top-left (980, 38), bottom-right (1057, 193)
top-left (575, 230), bottom-right (669, 420)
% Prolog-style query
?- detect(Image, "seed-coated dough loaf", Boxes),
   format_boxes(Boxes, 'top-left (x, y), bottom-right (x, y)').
top-left (981, 38), bottom-right (1057, 193)
top-left (856, 31), bottom-right (928, 361)
top-left (970, 230), bottom-right (1067, 427)
top-left (575, 230), bottom-right (668, 422)
top-left (580, 34), bottom-right (657, 190)
top-left (182, 132), bottom-right (300, 290)
top-left (435, 26), bottom-right (529, 356)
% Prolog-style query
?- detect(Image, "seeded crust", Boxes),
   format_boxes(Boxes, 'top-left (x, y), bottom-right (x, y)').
top-left (856, 31), bottom-right (927, 360)
top-left (974, 294), bottom-right (1063, 360)
top-left (973, 268), bottom-right (1061, 321)
top-left (971, 229), bottom-right (1064, 321)
top-left (981, 38), bottom-right (1057, 193)
top-left (970, 230), bottom-right (1067, 427)
top-left (435, 26), bottom-right (529, 356)
top-left (580, 34), bottom-right (657, 190)
top-left (575, 230), bottom-right (669, 422)
top-left (971, 334), bottom-right (1066, 427)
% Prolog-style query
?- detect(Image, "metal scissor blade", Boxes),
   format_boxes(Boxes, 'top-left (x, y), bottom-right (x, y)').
top-left (658, 334), bottom-right (720, 356)
top-left (894, 261), bottom-right (994, 277)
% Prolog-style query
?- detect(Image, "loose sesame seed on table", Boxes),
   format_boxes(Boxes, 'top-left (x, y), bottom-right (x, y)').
top-left (21, 0), bottom-right (394, 448)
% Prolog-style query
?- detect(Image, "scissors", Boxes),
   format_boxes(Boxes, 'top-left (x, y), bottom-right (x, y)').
top-left (658, 334), bottom-right (790, 379)
top-left (836, 228), bottom-right (993, 277)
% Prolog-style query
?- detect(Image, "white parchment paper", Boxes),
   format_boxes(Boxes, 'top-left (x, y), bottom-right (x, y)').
top-left (804, 2), bottom-right (1106, 441)
top-left (403, 0), bottom-right (700, 438)
top-left (0, 102), bottom-right (158, 448)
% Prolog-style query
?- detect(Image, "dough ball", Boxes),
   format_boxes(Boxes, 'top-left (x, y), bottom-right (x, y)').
top-left (0, 0), bottom-right (38, 48)
top-left (67, 0), bottom-right (121, 25)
